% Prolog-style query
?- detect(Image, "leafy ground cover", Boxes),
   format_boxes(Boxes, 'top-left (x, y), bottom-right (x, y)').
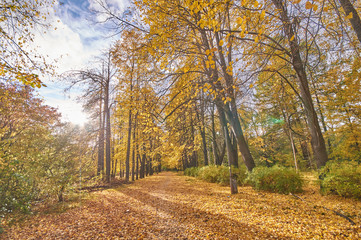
top-left (1, 172), bottom-right (360, 239)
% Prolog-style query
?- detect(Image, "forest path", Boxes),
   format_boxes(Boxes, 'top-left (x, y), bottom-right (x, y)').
top-left (3, 172), bottom-right (361, 239)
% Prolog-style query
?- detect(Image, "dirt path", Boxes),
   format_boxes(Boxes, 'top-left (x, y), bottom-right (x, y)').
top-left (2, 172), bottom-right (361, 239)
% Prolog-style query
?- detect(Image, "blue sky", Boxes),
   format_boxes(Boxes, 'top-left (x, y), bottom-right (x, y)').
top-left (34, 0), bottom-right (127, 125)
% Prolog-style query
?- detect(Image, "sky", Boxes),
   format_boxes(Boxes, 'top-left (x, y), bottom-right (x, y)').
top-left (34, 0), bottom-right (128, 126)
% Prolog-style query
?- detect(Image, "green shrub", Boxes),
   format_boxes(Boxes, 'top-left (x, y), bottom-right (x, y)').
top-left (184, 167), bottom-right (200, 177)
top-left (198, 165), bottom-right (220, 183)
top-left (217, 165), bottom-right (248, 186)
top-left (185, 165), bottom-right (248, 186)
top-left (246, 165), bottom-right (303, 194)
top-left (319, 161), bottom-right (361, 199)
top-left (0, 157), bottom-right (34, 218)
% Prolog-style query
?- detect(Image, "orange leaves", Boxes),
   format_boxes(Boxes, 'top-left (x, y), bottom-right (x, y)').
top-left (346, 12), bottom-right (353, 19)
top-left (3, 172), bottom-right (361, 239)
top-left (305, 1), bottom-right (318, 11)
top-left (0, 0), bottom-right (54, 88)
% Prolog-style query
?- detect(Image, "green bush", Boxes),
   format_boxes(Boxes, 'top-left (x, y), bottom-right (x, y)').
top-left (184, 167), bottom-right (200, 177)
top-left (217, 165), bottom-right (248, 186)
top-left (0, 157), bottom-right (34, 218)
top-left (184, 165), bottom-right (248, 186)
top-left (198, 165), bottom-right (220, 183)
top-left (319, 161), bottom-right (361, 199)
top-left (246, 165), bottom-right (303, 194)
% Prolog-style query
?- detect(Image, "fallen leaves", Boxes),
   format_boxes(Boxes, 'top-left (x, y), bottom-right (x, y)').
top-left (1, 172), bottom-right (361, 239)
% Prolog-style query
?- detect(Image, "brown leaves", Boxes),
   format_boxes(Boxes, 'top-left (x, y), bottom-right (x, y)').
top-left (2, 172), bottom-right (361, 239)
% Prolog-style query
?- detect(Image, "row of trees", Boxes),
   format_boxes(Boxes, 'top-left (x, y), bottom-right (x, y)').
top-left (0, 0), bottom-right (97, 219)
top-left (78, 0), bottom-right (361, 183)
top-left (2, 0), bottom-right (360, 204)
top-left (0, 81), bottom-right (96, 217)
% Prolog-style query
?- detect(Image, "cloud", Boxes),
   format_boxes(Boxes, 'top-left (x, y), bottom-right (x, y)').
top-left (88, 0), bottom-right (131, 26)
top-left (39, 86), bottom-right (89, 126)
top-left (31, 0), bottom-right (120, 126)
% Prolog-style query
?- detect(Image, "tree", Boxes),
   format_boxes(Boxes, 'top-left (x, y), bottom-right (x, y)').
top-left (338, 0), bottom-right (361, 44)
top-left (0, 0), bottom-right (54, 87)
top-left (65, 51), bottom-right (117, 182)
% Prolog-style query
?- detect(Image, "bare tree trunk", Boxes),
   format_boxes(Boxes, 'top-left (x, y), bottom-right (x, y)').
top-left (131, 113), bottom-right (137, 181)
top-left (150, 159), bottom-right (154, 175)
top-left (224, 127), bottom-right (238, 194)
top-left (217, 101), bottom-right (242, 168)
top-left (136, 151), bottom-right (139, 180)
top-left (125, 109), bottom-right (132, 181)
top-left (280, 100), bottom-right (299, 171)
top-left (271, 0), bottom-right (328, 169)
top-left (113, 158), bottom-right (117, 178)
top-left (200, 125), bottom-right (209, 166)
top-left (211, 105), bottom-right (221, 165)
top-left (339, 0), bottom-right (361, 44)
top-left (105, 81), bottom-right (111, 183)
top-left (190, 114), bottom-right (198, 167)
top-left (214, 32), bottom-right (253, 170)
top-left (140, 150), bottom-right (146, 178)
top-left (97, 87), bottom-right (104, 176)
top-left (230, 132), bottom-right (239, 168)
top-left (198, 91), bottom-right (209, 166)
top-left (314, 88), bottom-right (332, 153)
top-left (146, 156), bottom-right (149, 176)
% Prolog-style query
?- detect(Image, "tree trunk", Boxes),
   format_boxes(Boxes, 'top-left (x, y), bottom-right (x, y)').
top-left (131, 113), bottom-right (137, 181)
top-left (158, 156), bottom-right (162, 173)
top-left (339, 0), bottom-right (361, 44)
top-left (198, 92), bottom-right (209, 166)
top-left (140, 151), bottom-right (146, 179)
top-left (271, 0), bottom-right (328, 169)
top-left (230, 132), bottom-right (239, 168)
top-left (146, 157), bottom-right (149, 176)
top-left (105, 82), bottom-right (111, 183)
top-left (200, 125), bottom-right (209, 166)
top-left (136, 151), bottom-right (140, 180)
top-left (150, 159), bottom-right (153, 175)
top-left (280, 101), bottom-right (298, 171)
top-left (125, 109), bottom-right (132, 181)
top-left (214, 31), bottom-right (253, 170)
top-left (217, 104), bottom-right (238, 167)
top-left (190, 115), bottom-right (198, 167)
top-left (211, 105), bottom-right (221, 165)
top-left (198, 27), bottom-right (254, 171)
top-left (97, 88), bottom-right (104, 176)
top-left (58, 186), bottom-right (65, 202)
top-left (224, 127), bottom-right (238, 194)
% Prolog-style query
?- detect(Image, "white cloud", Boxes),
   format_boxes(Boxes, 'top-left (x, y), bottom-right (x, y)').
top-left (41, 89), bottom-right (89, 126)
top-left (88, 0), bottom-right (130, 25)
top-left (31, 0), bottom-right (118, 126)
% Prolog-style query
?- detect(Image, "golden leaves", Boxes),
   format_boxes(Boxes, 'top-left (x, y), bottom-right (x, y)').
top-left (305, 1), bottom-right (318, 11)
top-left (3, 173), bottom-right (361, 239)
top-left (260, 10), bottom-right (266, 20)
top-left (305, 1), bottom-right (312, 9)
top-left (346, 12), bottom-right (353, 19)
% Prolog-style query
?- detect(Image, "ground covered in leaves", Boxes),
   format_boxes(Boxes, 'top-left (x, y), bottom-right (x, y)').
top-left (2, 172), bottom-right (361, 239)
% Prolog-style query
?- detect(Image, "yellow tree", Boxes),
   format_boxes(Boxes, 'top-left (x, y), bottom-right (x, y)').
top-left (113, 29), bottom-right (164, 180)
top-left (0, 0), bottom-right (55, 87)
top-left (134, 0), bottom-right (256, 174)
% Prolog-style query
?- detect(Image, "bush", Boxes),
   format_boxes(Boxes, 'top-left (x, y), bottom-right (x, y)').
top-left (216, 165), bottom-right (248, 186)
top-left (246, 165), bottom-right (303, 194)
top-left (0, 157), bottom-right (34, 218)
top-left (184, 167), bottom-right (200, 177)
top-left (198, 165), bottom-right (220, 183)
top-left (184, 165), bottom-right (247, 186)
top-left (319, 161), bottom-right (361, 199)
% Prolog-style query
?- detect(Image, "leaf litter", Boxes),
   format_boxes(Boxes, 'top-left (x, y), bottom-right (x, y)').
top-left (1, 172), bottom-right (361, 239)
